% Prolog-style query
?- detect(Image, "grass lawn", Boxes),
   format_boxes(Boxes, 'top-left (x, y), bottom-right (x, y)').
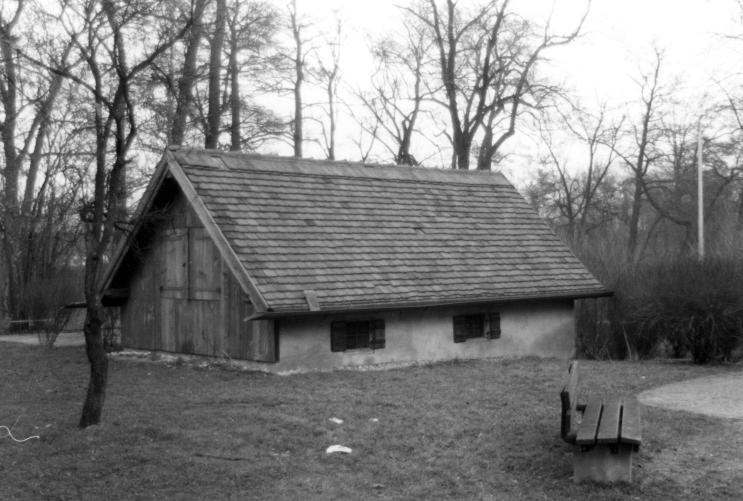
top-left (2, 344), bottom-right (743, 500)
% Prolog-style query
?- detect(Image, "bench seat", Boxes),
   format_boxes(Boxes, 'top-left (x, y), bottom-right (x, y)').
top-left (575, 398), bottom-right (642, 449)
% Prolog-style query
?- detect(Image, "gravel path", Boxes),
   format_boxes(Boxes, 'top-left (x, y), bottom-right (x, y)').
top-left (0, 332), bottom-right (84, 347)
top-left (639, 373), bottom-right (743, 419)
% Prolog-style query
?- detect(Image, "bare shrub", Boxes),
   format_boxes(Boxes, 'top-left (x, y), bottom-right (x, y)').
top-left (102, 308), bottom-right (122, 352)
top-left (37, 308), bottom-right (72, 348)
top-left (21, 270), bottom-right (82, 348)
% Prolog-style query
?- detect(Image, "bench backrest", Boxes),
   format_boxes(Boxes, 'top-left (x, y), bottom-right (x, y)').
top-left (560, 360), bottom-right (580, 443)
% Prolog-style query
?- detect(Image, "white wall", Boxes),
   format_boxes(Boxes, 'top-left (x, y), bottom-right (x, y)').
top-left (270, 300), bottom-right (575, 373)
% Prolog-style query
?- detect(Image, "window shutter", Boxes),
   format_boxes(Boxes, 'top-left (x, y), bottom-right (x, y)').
top-left (331, 321), bottom-right (347, 352)
top-left (486, 312), bottom-right (501, 339)
top-left (453, 315), bottom-right (467, 343)
top-left (370, 319), bottom-right (385, 349)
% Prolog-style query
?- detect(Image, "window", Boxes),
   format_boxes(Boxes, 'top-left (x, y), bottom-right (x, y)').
top-left (453, 313), bottom-right (501, 343)
top-left (331, 319), bottom-right (385, 352)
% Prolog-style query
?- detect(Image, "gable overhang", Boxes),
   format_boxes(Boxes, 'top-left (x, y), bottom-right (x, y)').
top-left (100, 148), bottom-right (270, 312)
top-left (246, 289), bottom-right (613, 320)
top-left (99, 153), bottom-right (172, 298)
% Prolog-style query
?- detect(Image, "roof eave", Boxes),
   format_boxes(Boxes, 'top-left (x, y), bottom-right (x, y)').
top-left (247, 289), bottom-right (613, 320)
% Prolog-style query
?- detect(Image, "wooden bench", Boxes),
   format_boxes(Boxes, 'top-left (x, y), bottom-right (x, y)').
top-left (560, 361), bottom-right (642, 483)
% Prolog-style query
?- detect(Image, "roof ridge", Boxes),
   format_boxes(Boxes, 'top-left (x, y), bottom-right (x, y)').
top-left (168, 146), bottom-right (510, 183)
top-left (188, 164), bottom-right (510, 188)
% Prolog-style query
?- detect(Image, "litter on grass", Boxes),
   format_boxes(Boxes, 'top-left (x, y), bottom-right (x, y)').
top-left (326, 445), bottom-right (352, 454)
top-left (328, 417), bottom-right (343, 424)
top-left (1, 425), bottom-right (39, 443)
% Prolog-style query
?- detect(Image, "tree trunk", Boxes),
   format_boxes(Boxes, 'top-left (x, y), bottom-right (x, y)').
top-left (79, 300), bottom-right (108, 428)
top-left (79, 90), bottom-right (112, 428)
top-left (453, 130), bottom-right (471, 170)
top-left (1, 28), bottom-right (19, 209)
top-left (0, 27), bottom-right (20, 319)
top-left (171, 0), bottom-right (208, 145)
top-left (229, 21), bottom-right (240, 151)
top-left (477, 125), bottom-right (494, 171)
top-left (291, 0), bottom-right (303, 158)
top-left (396, 130), bottom-right (415, 165)
top-left (293, 72), bottom-right (303, 157)
top-left (327, 76), bottom-right (335, 161)
top-left (2, 239), bottom-right (19, 317)
top-left (626, 178), bottom-right (643, 262)
top-left (205, 0), bottom-right (226, 149)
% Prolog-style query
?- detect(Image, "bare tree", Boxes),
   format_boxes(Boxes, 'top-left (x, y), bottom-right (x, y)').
top-left (0, 2), bottom-right (80, 321)
top-left (356, 20), bottom-right (431, 165)
top-left (611, 49), bottom-right (665, 262)
top-left (288, 0), bottom-right (307, 157)
top-left (713, 41), bottom-right (743, 238)
top-left (226, 0), bottom-right (281, 151)
top-left (309, 19), bottom-right (341, 160)
top-left (38, 0), bottom-right (188, 427)
top-left (406, 0), bottom-right (586, 170)
top-left (535, 106), bottom-right (621, 240)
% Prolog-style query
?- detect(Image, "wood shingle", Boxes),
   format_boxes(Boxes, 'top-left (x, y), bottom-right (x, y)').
top-left (155, 148), bottom-right (608, 315)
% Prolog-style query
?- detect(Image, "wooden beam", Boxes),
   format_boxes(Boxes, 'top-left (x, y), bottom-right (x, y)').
top-left (102, 288), bottom-right (130, 306)
top-left (596, 400), bottom-right (622, 444)
top-left (620, 399), bottom-right (643, 446)
top-left (304, 290), bottom-right (320, 311)
top-left (575, 399), bottom-right (602, 446)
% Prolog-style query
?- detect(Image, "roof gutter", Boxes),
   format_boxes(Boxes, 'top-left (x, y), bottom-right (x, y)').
top-left (247, 289), bottom-right (613, 321)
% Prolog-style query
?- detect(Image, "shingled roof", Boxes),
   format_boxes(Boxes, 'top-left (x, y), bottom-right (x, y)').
top-left (105, 147), bottom-right (609, 316)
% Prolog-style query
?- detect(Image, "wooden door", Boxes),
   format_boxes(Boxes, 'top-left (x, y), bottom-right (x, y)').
top-left (159, 225), bottom-right (277, 361)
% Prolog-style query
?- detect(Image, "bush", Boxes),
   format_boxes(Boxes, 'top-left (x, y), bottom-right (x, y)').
top-left (575, 297), bottom-right (625, 360)
top-left (616, 258), bottom-right (743, 363)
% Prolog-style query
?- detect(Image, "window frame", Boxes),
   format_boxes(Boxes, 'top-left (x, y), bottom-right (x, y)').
top-left (453, 312), bottom-right (501, 343)
top-left (330, 318), bottom-right (385, 352)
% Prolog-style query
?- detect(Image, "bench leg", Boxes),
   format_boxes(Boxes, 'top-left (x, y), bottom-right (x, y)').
top-left (573, 444), bottom-right (635, 483)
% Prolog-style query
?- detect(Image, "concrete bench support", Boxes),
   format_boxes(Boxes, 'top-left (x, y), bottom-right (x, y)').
top-left (573, 443), bottom-right (635, 483)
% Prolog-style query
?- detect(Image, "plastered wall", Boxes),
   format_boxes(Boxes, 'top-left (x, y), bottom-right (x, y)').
top-left (270, 300), bottom-right (575, 372)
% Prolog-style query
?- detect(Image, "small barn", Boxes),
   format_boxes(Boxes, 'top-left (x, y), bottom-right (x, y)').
top-left (101, 147), bottom-right (609, 372)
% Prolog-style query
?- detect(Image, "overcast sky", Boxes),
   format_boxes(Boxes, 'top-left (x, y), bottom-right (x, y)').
top-left (268, 0), bottom-right (743, 180)
top-left (301, 0), bottom-right (742, 102)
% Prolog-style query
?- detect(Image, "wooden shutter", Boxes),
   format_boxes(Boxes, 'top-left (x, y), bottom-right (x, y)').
top-left (453, 315), bottom-right (467, 343)
top-left (331, 321), bottom-right (347, 352)
top-left (486, 312), bottom-right (501, 339)
top-left (370, 319), bottom-right (385, 349)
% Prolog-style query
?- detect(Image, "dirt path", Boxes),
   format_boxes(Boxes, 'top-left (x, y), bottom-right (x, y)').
top-left (639, 373), bottom-right (743, 419)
